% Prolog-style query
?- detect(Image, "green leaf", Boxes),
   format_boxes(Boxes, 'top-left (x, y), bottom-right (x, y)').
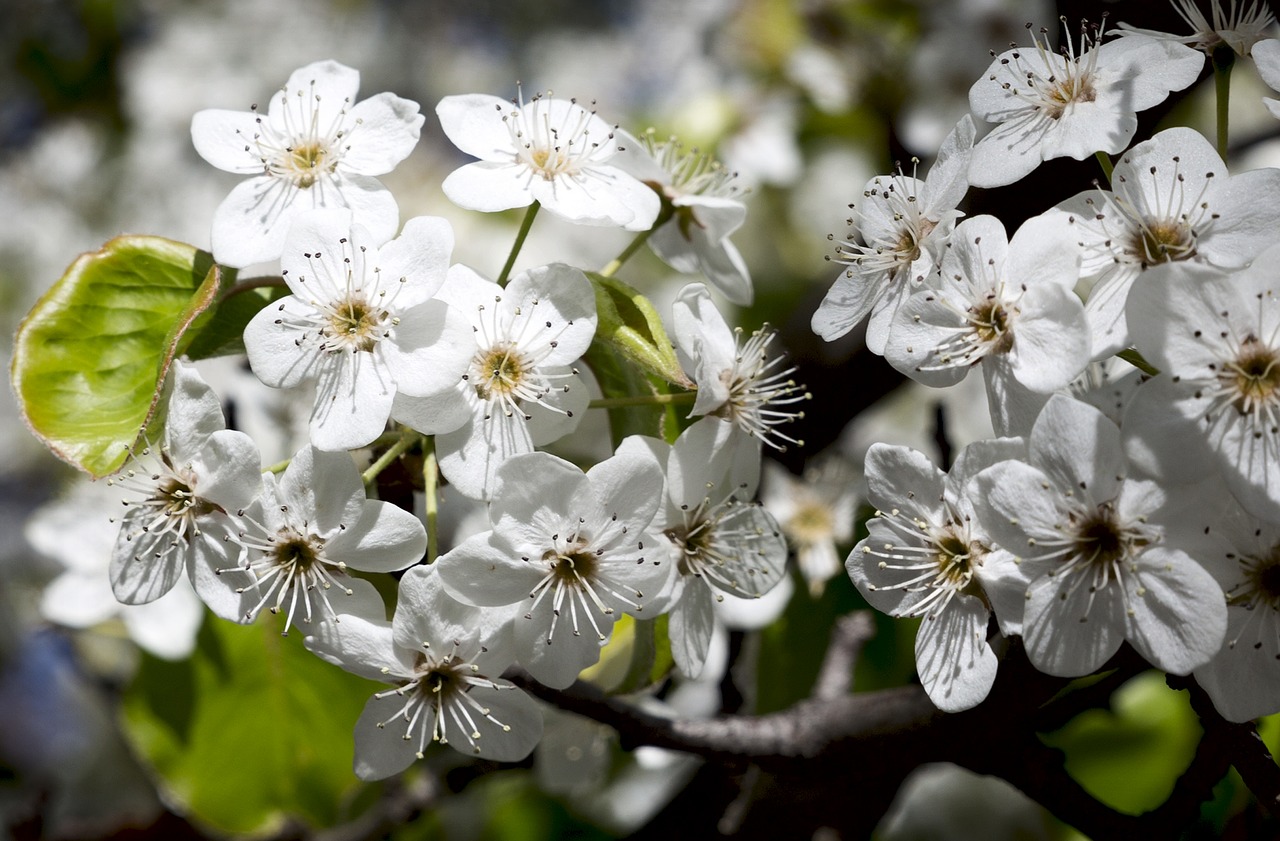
top-left (582, 340), bottom-right (669, 446)
top-left (1040, 671), bottom-right (1201, 816)
top-left (11, 236), bottom-right (231, 477)
top-left (587, 272), bottom-right (691, 388)
top-left (184, 281), bottom-right (290, 360)
top-left (123, 616), bottom-right (377, 836)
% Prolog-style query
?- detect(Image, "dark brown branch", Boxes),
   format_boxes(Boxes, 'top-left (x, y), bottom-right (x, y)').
top-left (811, 611), bottom-right (876, 700)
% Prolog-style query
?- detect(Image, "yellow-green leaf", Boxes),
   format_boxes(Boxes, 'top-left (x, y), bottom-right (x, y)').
top-left (12, 236), bottom-right (230, 477)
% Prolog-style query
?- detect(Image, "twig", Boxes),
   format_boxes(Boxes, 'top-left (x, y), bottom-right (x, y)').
top-left (812, 612), bottom-right (876, 701)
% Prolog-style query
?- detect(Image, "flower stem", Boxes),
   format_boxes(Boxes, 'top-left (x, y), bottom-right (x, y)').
top-left (589, 391), bottom-right (696, 410)
top-left (1117, 348), bottom-right (1160, 377)
top-left (599, 228), bottom-right (655, 278)
top-left (362, 428), bottom-right (421, 486)
top-left (497, 201), bottom-right (540, 286)
top-left (265, 457), bottom-right (291, 475)
top-left (1094, 152), bottom-right (1113, 184)
top-left (423, 436), bottom-right (439, 563)
top-left (1212, 44), bottom-right (1235, 163)
top-left (221, 276), bottom-right (289, 302)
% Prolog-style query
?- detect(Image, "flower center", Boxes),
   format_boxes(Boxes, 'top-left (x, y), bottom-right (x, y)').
top-left (712, 326), bottom-right (809, 451)
top-left (1043, 74), bottom-right (1097, 120)
top-left (473, 342), bottom-right (530, 401)
top-left (935, 529), bottom-right (981, 588)
top-left (789, 501), bottom-right (834, 544)
top-left (270, 530), bottom-right (322, 573)
top-left (287, 142), bottom-right (329, 188)
top-left (544, 545), bottom-right (600, 586)
top-left (1229, 545), bottom-right (1280, 611)
top-left (1131, 218), bottom-right (1196, 266)
top-left (1070, 503), bottom-right (1148, 568)
top-left (972, 300), bottom-right (1014, 354)
top-left (325, 296), bottom-right (385, 353)
top-left (1226, 336), bottom-right (1280, 414)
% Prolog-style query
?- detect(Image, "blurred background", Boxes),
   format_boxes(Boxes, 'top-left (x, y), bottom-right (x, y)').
top-left (3, 0), bottom-right (1279, 839)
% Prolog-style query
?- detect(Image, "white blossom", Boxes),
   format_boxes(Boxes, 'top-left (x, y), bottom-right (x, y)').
top-left (107, 360), bottom-right (261, 616)
top-left (671, 283), bottom-right (809, 453)
top-left (305, 564), bottom-right (541, 776)
top-left (222, 445), bottom-right (425, 634)
top-left (967, 25), bottom-right (1201, 188)
top-left (615, 132), bottom-right (754, 304)
top-left (849, 440), bottom-right (1027, 711)
top-left (1193, 504), bottom-right (1280, 723)
top-left (1125, 251), bottom-right (1280, 521)
top-left (813, 115), bottom-right (974, 351)
top-left (1118, 0), bottom-right (1275, 58)
top-left (436, 90), bottom-right (659, 231)
top-left (884, 214), bottom-right (1088, 436)
top-left (1046, 127), bottom-right (1280, 357)
top-left (191, 60), bottom-right (423, 267)
top-left (393, 263), bottom-right (596, 501)
top-left (620, 417), bottom-right (787, 678)
top-left (435, 450), bottom-right (669, 689)
top-left (972, 395), bottom-right (1227, 677)
top-left (243, 209), bottom-right (472, 451)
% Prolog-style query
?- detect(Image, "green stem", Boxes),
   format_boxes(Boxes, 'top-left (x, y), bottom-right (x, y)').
top-left (222, 276), bottom-right (289, 301)
top-left (599, 227), bottom-right (655, 278)
top-left (589, 391), bottom-right (696, 410)
top-left (1094, 151), bottom-right (1113, 184)
top-left (361, 428), bottom-right (420, 486)
top-left (1116, 348), bottom-right (1160, 377)
top-left (1212, 45), bottom-right (1236, 163)
top-left (497, 201), bottom-right (540, 286)
top-left (423, 436), bottom-right (439, 563)
top-left (265, 457), bottom-right (291, 475)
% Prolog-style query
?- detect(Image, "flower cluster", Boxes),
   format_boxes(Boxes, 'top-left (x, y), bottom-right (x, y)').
top-left (24, 2), bottom-right (1280, 804)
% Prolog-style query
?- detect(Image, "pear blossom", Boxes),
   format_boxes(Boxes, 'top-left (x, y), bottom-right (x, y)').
top-left (393, 263), bottom-right (596, 501)
top-left (849, 440), bottom-right (1027, 712)
top-left (28, 480), bottom-right (202, 660)
top-left (812, 115), bottom-right (974, 351)
top-left (1046, 127), bottom-right (1280, 357)
top-left (221, 445), bottom-right (425, 634)
top-left (191, 60), bottom-right (423, 267)
top-left (973, 395), bottom-right (1227, 677)
top-left (243, 209), bottom-right (472, 452)
top-left (671, 282), bottom-right (809, 453)
top-left (305, 565), bottom-right (541, 776)
top-left (1252, 39), bottom-right (1280, 118)
top-left (436, 90), bottom-right (659, 231)
top-left (761, 455), bottom-right (858, 598)
top-left (1125, 251), bottom-right (1280, 520)
top-left (619, 417), bottom-right (787, 678)
top-left (615, 132), bottom-right (754, 304)
top-left (1192, 505), bottom-right (1280, 722)
top-left (107, 360), bottom-right (261, 615)
top-left (435, 450), bottom-right (670, 689)
top-left (884, 214), bottom-right (1088, 436)
top-left (1119, 0), bottom-right (1275, 58)
top-left (968, 25), bottom-right (1202, 188)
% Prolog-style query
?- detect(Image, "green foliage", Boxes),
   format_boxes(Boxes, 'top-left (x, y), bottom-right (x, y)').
top-left (122, 615), bottom-right (377, 836)
top-left (1040, 671), bottom-right (1202, 816)
top-left (184, 281), bottom-right (291, 359)
top-left (12, 236), bottom-right (230, 477)
top-left (587, 272), bottom-right (690, 389)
